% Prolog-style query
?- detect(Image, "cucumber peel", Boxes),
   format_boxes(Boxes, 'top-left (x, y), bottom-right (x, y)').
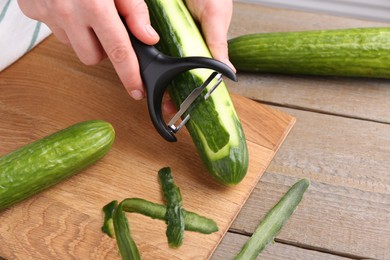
top-left (101, 168), bottom-right (219, 257)
top-left (235, 179), bottom-right (310, 259)
top-left (103, 198), bottom-right (218, 235)
top-left (158, 167), bottom-right (185, 248)
top-left (113, 202), bottom-right (141, 260)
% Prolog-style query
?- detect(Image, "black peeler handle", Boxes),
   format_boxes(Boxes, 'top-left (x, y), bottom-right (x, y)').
top-left (121, 16), bottom-right (237, 142)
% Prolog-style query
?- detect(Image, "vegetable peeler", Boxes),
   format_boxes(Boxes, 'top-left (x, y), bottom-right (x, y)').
top-left (122, 17), bottom-right (237, 142)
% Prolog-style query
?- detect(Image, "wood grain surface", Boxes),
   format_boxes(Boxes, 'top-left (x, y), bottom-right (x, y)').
top-left (213, 2), bottom-right (390, 260)
top-left (1, 2), bottom-right (389, 259)
top-left (0, 32), bottom-right (294, 259)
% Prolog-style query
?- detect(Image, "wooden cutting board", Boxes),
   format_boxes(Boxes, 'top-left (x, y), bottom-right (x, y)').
top-left (0, 36), bottom-right (295, 259)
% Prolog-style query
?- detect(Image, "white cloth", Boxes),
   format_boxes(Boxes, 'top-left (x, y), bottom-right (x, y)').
top-left (0, 0), bottom-right (52, 71)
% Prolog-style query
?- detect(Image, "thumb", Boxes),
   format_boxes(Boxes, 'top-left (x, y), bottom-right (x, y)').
top-left (194, 1), bottom-right (236, 72)
top-left (202, 21), bottom-right (236, 73)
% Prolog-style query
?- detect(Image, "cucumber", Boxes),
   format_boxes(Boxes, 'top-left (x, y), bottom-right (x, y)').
top-left (145, 0), bottom-right (249, 185)
top-left (0, 120), bottom-right (115, 211)
top-left (228, 27), bottom-right (390, 78)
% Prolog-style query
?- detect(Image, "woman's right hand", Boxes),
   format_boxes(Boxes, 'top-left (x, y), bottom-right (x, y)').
top-left (17, 0), bottom-right (160, 100)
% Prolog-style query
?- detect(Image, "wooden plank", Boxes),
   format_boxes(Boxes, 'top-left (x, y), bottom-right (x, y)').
top-left (213, 232), bottom-right (351, 260)
top-left (236, 0), bottom-right (390, 22)
top-left (227, 3), bottom-right (390, 123)
top-left (0, 36), bottom-right (295, 259)
top-left (228, 106), bottom-right (390, 259)
top-left (230, 2), bottom-right (390, 34)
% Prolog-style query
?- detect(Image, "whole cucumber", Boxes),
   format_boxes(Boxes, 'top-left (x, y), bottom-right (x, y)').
top-left (229, 27), bottom-right (390, 78)
top-left (0, 120), bottom-right (115, 211)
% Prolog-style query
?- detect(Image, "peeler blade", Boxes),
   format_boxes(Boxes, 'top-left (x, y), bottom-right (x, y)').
top-left (204, 73), bottom-right (223, 100)
top-left (168, 71), bottom-right (223, 133)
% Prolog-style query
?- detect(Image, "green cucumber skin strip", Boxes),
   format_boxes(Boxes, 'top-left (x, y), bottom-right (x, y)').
top-left (158, 167), bottom-right (185, 248)
top-left (228, 28), bottom-right (390, 78)
top-left (113, 202), bottom-right (141, 260)
top-left (145, 0), bottom-right (248, 185)
top-left (102, 200), bottom-right (118, 238)
top-left (120, 198), bottom-right (218, 234)
top-left (235, 179), bottom-right (310, 260)
top-left (0, 120), bottom-right (115, 211)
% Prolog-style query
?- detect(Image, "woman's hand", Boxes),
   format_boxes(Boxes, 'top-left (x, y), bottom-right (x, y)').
top-left (17, 0), bottom-right (159, 100)
top-left (17, 0), bottom-right (234, 103)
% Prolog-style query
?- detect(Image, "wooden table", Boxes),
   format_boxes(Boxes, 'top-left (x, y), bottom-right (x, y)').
top-left (213, 2), bottom-right (390, 259)
top-left (1, 2), bottom-right (389, 259)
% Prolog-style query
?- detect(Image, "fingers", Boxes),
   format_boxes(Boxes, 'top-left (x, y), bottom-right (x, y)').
top-left (88, 0), bottom-right (159, 99)
top-left (66, 27), bottom-right (106, 65)
top-left (88, 6), bottom-right (143, 99)
top-left (47, 25), bottom-right (71, 46)
top-left (104, 0), bottom-right (159, 99)
top-left (18, 0), bottom-right (160, 101)
top-left (162, 99), bottom-right (177, 115)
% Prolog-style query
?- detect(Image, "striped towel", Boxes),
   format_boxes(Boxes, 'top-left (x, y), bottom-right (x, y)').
top-left (0, 0), bottom-right (52, 71)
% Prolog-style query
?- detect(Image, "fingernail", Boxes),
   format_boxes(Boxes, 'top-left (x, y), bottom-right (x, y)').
top-left (146, 24), bottom-right (158, 37)
top-left (130, 90), bottom-right (144, 100)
